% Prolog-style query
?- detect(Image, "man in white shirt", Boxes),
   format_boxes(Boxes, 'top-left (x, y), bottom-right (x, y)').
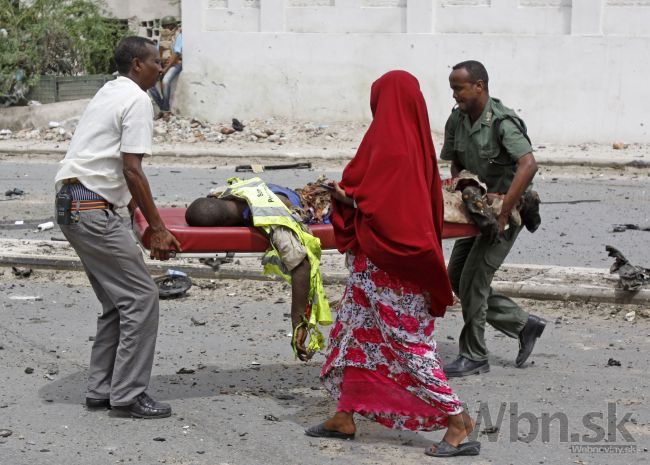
top-left (54, 36), bottom-right (181, 419)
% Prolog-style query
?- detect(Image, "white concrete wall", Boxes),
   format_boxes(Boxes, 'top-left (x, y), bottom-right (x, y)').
top-left (102, 0), bottom-right (180, 22)
top-left (176, 0), bottom-right (650, 143)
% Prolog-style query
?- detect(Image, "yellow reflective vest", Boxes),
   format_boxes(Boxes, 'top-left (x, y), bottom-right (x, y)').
top-left (220, 177), bottom-right (332, 353)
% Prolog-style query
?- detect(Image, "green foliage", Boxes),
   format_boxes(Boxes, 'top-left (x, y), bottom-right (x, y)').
top-left (0, 0), bottom-right (130, 102)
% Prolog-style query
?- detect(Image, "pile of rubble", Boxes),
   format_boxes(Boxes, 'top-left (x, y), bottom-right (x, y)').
top-left (0, 120), bottom-right (75, 142)
top-left (153, 115), bottom-right (362, 146)
top-left (0, 115), bottom-right (366, 147)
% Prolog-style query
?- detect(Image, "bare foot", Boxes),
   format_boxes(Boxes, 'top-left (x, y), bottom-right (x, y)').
top-left (322, 411), bottom-right (356, 435)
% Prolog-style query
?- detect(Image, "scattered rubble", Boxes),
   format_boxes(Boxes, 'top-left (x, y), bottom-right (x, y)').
top-left (5, 188), bottom-right (24, 197)
top-left (606, 245), bottom-right (650, 291)
top-left (176, 367), bottom-right (195, 374)
top-left (612, 223), bottom-right (650, 233)
top-left (37, 221), bottom-right (54, 232)
top-left (155, 273), bottom-right (192, 298)
top-left (0, 115), bottom-right (364, 149)
top-left (11, 266), bottom-right (32, 278)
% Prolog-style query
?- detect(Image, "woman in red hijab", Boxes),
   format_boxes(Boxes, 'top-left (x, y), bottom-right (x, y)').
top-left (306, 71), bottom-right (479, 458)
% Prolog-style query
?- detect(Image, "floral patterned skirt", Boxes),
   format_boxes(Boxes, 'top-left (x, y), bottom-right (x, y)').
top-left (321, 251), bottom-right (463, 431)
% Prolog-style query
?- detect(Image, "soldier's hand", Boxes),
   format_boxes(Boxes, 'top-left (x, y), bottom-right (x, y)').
top-left (497, 212), bottom-right (509, 235)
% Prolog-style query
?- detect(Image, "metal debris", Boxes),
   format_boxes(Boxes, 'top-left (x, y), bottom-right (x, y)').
top-left (612, 224), bottom-right (650, 233)
top-left (11, 266), bottom-right (32, 278)
top-left (235, 162), bottom-right (311, 172)
top-left (176, 367), bottom-right (195, 374)
top-left (5, 188), bottom-right (24, 197)
top-left (606, 245), bottom-right (650, 291)
top-left (9, 295), bottom-right (42, 301)
top-left (155, 274), bottom-right (192, 298)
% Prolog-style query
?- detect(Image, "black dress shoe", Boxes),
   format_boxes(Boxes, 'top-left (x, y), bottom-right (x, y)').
top-left (516, 314), bottom-right (547, 367)
top-left (443, 356), bottom-right (490, 378)
top-left (85, 397), bottom-right (111, 409)
top-left (114, 392), bottom-right (171, 419)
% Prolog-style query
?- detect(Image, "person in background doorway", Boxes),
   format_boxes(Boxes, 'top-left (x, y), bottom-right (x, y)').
top-left (149, 16), bottom-right (182, 120)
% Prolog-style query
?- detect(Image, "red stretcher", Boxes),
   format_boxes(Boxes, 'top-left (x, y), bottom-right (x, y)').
top-left (133, 208), bottom-right (479, 255)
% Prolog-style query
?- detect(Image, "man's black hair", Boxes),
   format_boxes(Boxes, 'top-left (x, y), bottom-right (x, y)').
top-left (453, 60), bottom-right (489, 92)
top-left (185, 198), bottom-right (242, 227)
top-left (114, 36), bottom-right (156, 75)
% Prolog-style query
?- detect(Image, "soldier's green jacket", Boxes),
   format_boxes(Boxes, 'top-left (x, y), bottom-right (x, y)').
top-left (440, 97), bottom-right (533, 194)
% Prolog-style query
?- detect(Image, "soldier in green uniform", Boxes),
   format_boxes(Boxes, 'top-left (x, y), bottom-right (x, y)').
top-left (440, 60), bottom-right (546, 377)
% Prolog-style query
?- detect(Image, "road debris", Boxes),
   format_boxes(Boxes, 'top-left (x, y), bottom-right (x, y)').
top-left (543, 199), bottom-right (600, 205)
top-left (607, 358), bottom-right (622, 367)
top-left (235, 162), bottom-right (312, 172)
top-left (12, 266), bottom-right (32, 278)
top-left (606, 245), bottom-right (650, 291)
top-left (0, 429), bottom-right (12, 438)
top-left (190, 317), bottom-right (206, 326)
top-left (24, 367), bottom-right (34, 374)
top-left (5, 188), bottom-right (24, 197)
top-left (176, 367), bottom-right (196, 374)
top-left (155, 273), bottom-right (192, 298)
top-left (9, 295), bottom-right (42, 301)
top-left (37, 221), bottom-right (54, 232)
top-left (481, 426), bottom-right (499, 435)
top-left (612, 224), bottom-right (650, 233)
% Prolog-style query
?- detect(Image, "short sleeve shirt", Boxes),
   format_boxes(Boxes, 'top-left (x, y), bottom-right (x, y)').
top-left (54, 76), bottom-right (154, 207)
top-left (173, 32), bottom-right (182, 55)
top-left (440, 97), bottom-right (532, 193)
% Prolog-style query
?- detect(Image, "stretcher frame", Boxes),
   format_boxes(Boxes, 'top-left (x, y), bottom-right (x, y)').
top-left (133, 208), bottom-right (479, 264)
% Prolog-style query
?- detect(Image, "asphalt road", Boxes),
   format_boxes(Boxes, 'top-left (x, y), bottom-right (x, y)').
top-left (0, 271), bottom-right (648, 465)
top-left (1, 158), bottom-right (649, 268)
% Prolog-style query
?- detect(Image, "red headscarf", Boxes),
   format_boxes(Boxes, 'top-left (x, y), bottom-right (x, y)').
top-left (331, 70), bottom-right (453, 315)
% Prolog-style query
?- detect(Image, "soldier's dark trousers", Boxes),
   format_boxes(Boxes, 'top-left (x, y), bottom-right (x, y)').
top-left (447, 225), bottom-right (529, 362)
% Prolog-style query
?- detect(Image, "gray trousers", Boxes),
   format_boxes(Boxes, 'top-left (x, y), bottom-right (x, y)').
top-left (447, 225), bottom-right (529, 362)
top-left (61, 209), bottom-right (159, 406)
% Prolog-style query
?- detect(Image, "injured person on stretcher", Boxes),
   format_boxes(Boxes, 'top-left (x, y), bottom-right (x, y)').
top-left (443, 170), bottom-right (541, 244)
top-left (185, 176), bottom-right (333, 362)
